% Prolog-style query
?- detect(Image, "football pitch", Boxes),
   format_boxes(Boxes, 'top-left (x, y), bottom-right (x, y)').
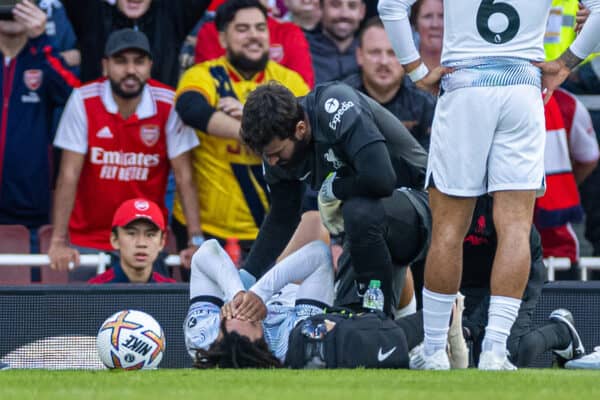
top-left (1, 369), bottom-right (598, 400)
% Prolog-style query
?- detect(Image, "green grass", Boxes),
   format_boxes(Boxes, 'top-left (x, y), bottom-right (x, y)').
top-left (0, 369), bottom-right (598, 400)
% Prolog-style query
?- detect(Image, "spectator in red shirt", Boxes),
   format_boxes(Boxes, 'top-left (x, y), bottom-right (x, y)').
top-left (193, 0), bottom-right (315, 87)
top-left (48, 29), bottom-right (201, 273)
top-left (89, 198), bottom-right (175, 284)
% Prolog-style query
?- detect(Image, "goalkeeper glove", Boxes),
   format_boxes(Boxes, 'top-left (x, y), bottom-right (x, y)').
top-left (318, 173), bottom-right (344, 235)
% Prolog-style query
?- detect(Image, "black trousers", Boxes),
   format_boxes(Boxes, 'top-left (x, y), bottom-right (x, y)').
top-left (461, 257), bottom-right (570, 367)
top-left (335, 189), bottom-right (431, 315)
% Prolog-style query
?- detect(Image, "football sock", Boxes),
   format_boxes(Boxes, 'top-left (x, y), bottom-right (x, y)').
top-left (394, 293), bottom-right (417, 319)
top-left (482, 295), bottom-right (521, 358)
top-left (422, 287), bottom-right (456, 357)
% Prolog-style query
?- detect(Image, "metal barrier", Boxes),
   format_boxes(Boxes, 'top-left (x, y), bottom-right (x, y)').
top-left (0, 254), bottom-right (589, 281)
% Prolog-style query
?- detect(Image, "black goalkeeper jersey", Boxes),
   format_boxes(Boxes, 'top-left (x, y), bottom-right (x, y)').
top-left (245, 82), bottom-right (428, 278)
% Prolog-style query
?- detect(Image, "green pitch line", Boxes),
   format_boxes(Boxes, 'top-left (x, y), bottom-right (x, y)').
top-left (0, 369), bottom-right (598, 400)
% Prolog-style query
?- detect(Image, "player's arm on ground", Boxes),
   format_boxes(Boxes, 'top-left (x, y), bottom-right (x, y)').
top-left (246, 241), bottom-right (333, 310)
top-left (48, 89), bottom-right (88, 271)
top-left (190, 240), bottom-right (245, 301)
top-left (242, 178), bottom-right (304, 280)
top-left (189, 240), bottom-right (247, 319)
top-left (166, 109), bottom-right (202, 268)
top-left (175, 65), bottom-right (241, 140)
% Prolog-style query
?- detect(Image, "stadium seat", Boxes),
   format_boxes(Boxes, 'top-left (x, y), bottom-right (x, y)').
top-left (0, 225), bottom-right (31, 284)
top-left (37, 225), bottom-right (69, 284)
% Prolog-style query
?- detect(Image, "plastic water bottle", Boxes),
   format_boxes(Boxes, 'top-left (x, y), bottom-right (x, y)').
top-left (224, 238), bottom-right (241, 267)
top-left (362, 280), bottom-right (384, 312)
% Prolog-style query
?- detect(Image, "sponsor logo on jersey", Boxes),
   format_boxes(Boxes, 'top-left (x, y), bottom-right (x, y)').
top-left (269, 44), bottom-right (284, 62)
top-left (21, 92), bottom-right (40, 103)
top-left (328, 101), bottom-right (354, 130)
top-left (90, 147), bottom-right (161, 182)
top-left (140, 125), bottom-right (160, 147)
top-left (324, 148), bottom-right (345, 170)
top-left (24, 69), bottom-right (43, 91)
top-left (96, 126), bottom-right (114, 139)
top-left (324, 98), bottom-right (340, 114)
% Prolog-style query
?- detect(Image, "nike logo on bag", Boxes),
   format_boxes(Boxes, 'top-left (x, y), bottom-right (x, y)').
top-left (377, 346), bottom-right (397, 362)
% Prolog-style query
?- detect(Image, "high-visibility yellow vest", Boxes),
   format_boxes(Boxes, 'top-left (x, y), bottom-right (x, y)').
top-left (545, 0), bottom-right (598, 62)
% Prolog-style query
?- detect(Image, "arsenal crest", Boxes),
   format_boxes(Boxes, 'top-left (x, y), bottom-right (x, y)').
top-left (24, 69), bottom-right (43, 91)
top-left (134, 200), bottom-right (150, 211)
top-left (269, 44), bottom-right (284, 63)
top-left (140, 125), bottom-right (160, 147)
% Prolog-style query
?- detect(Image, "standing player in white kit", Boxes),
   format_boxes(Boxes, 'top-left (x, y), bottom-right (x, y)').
top-left (378, 0), bottom-right (600, 370)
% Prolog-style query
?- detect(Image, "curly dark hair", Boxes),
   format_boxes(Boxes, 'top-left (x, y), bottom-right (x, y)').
top-left (240, 82), bottom-right (305, 154)
top-left (193, 319), bottom-right (282, 369)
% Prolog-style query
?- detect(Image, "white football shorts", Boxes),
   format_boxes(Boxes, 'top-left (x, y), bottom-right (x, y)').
top-left (425, 85), bottom-right (546, 197)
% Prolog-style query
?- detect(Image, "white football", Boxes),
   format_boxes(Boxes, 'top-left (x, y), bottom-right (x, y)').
top-left (97, 310), bottom-right (166, 370)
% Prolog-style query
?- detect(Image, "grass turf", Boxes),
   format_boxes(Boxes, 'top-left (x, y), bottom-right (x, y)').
top-left (0, 369), bottom-right (598, 400)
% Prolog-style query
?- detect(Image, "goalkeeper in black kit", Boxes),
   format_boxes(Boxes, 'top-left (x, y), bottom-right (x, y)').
top-left (240, 81), bottom-right (430, 316)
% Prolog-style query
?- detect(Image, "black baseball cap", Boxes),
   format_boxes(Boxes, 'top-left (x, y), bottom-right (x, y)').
top-left (104, 28), bottom-right (152, 58)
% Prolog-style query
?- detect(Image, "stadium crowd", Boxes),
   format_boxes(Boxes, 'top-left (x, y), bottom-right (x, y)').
top-left (1, 0), bottom-right (600, 370)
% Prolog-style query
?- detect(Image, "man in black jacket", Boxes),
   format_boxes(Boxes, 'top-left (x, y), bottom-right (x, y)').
top-left (62, 0), bottom-right (210, 86)
top-left (240, 81), bottom-right (430, 315)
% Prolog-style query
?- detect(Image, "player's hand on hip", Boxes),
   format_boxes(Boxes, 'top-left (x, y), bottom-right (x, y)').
top-left (534, 60), bottom-right (571, 104)
top-left (179, 246), bottom-right (197, 269)
top-left (12, 0), bottom-right (47, 39)
top-left (235, 291), bottom-right (267, 322)
top-left (415, 66), bottom-right (453, 95)
top-left (48, 242), bottom-right (80, 272)
top-left (575, 3), bottom-right (590, 34)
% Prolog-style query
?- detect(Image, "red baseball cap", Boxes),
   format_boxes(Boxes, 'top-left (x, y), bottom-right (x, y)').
top-left (112, 198), bottom-right (165, 231)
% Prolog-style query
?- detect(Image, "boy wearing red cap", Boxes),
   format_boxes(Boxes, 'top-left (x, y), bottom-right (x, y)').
top-left (88, 198), bottom-right (175, 284)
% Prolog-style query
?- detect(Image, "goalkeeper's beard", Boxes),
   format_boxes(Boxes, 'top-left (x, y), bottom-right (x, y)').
top-left (280, 136), bottom-right (311, 168)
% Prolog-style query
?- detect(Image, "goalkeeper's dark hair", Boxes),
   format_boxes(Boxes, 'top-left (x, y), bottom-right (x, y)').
top-left (240, 82), bottom-right (305, 154)
top-left (193, 319), bottom-right (282, 369)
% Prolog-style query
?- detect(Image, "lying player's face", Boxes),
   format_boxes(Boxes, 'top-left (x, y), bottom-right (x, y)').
top-left (224, 318), bottom-right (264, 342)
top-left (321, 0), bottom-right (365, 42)
top-left (357, 26), bottom-right (404, 90)
top-left (284, 0), bottom-right (320, 18)
top-left (111, 220), bottom-right (165, 273)
top-left (104, 50), bottom-right (152, 100)
top-left (415, 0), bottom-right (443, 55)
top-left (222, 8), bottom-right (270, 70)
top-left (117, 0), bottom-right (152, 19)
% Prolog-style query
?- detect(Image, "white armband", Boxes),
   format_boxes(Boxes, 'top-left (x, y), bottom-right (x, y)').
top-left (407, 63), bottom-right (429, 82)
